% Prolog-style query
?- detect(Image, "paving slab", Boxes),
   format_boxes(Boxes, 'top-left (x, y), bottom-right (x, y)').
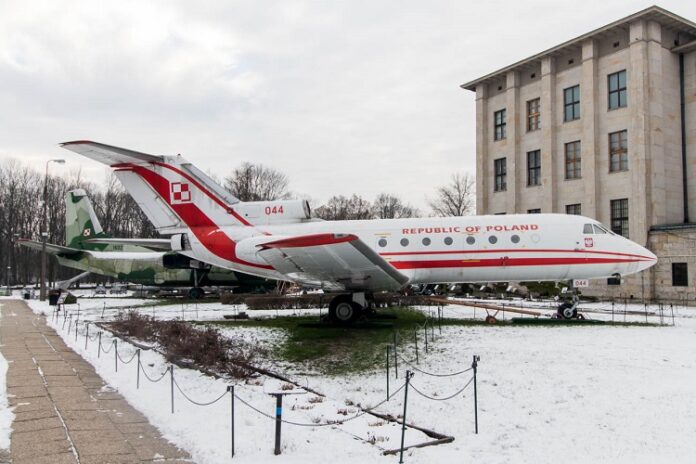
top-left (0, 299), bottom-right (193, 463)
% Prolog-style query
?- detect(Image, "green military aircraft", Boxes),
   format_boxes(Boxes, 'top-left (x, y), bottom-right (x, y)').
top-left (19, 189), bottom-right (273, 298)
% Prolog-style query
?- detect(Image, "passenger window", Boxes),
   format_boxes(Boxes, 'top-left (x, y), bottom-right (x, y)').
top-left (489, 236), bottom-right (498, 244)
top-left (422, 237), bottom-right (431, 246)
top-left (378, 238), bottom-right (387, 247)
top-left (466, 236), bottom-right (476, 245)
top-left (511, 234), bottom-right (520, 243)
top-left (444, 237), bottom-right (453, 246)
top-left (593, 225), bottom-right (607, 234)
top-left (400, 238), bottom-right (409, 247)
top-left (583, 224), bottom-right (594, 234)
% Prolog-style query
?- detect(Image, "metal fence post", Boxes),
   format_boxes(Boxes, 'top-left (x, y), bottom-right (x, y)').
top-left (386, 346), bottom-right (390, 401)
top-left (136, 350), bottom-right (141, 389)
top-left (393, 332), bottom-right (398, 379)
top-left (228, 385), bottom-right (235, 458)
top-left (399, 370), bottom-right (414, 464)
top-left (98, 331), bottom-right (102, 358)
top-left (274, 394), bottom-right (283, 455)
top-left (84, 323), bottom-right (89, 350)
top-left (414, 330), bottom-right (419, 364)
top-left (114, 339), bottom-right (118, 372)
top-left (170, 366), bottom-right (175, 413)
top-left (472, 355), bottom-right (480, 434)
top-left (75, 321), bottom-right (79, 342)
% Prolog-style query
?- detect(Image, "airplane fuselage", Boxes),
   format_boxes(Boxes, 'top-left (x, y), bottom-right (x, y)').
top-left (181, 214), bottom-right (656, 287)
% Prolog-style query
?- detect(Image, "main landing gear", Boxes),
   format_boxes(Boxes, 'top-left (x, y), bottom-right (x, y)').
top-left (327, 293), bottom-right (370, 324)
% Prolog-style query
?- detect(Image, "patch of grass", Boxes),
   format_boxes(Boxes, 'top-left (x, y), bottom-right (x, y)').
top-left (210, 307), bottom-right (659, 375)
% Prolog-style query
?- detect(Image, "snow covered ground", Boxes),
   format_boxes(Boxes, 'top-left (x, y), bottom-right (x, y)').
top-left (5, 291), bottom-right (696, 463)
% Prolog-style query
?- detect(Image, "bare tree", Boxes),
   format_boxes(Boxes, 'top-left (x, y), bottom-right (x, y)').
top-left (428, 172), bottom-right (475, 217)
top-left (314, 195), bottom-right (373, 220)
top-left (372, 193), bottom-right (418, 219)
top-left (224, 162), bottom-right (289, 202)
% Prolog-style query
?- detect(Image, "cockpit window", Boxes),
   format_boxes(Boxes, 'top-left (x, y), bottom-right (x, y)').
top-left (583, 224), bottom-right (593, 234)
top-left (593, 224), bottom-right (607, 234)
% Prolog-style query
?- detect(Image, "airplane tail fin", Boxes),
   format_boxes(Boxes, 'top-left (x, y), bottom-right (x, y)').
top-left (65, 189), bottom-right (109, 249)
top-left (61, 141), bottom-right (247, 233)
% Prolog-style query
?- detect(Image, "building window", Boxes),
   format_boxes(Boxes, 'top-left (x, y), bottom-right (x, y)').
top-left (610, 198), bottom-right (629, 237)
top-left (494, 158), bottom-right (507, 192)
top-left (527, 208), bottom-right (541, 214)
top-left (609, 130), bottom-right (628, 172)
top-left (564, 85), bottom-right (580, 121)
top-left (527, 98), bottom-right (540, 131)
top-left (672, 263), bottom-right (688, 287)
top-left (608, 70), bottom-right (627, 109)
top-left (565, 141), bottom-right (581, 179)
top-left (566, 203), bottom-right (582, 215)
top-left (494, 109), bottom-right (506, 141)
top-left (527, 150), bottom-right (541, 186)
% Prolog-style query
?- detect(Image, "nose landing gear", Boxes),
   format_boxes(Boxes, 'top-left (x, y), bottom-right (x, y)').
top-left (555, 291), bottom-right (585, 320)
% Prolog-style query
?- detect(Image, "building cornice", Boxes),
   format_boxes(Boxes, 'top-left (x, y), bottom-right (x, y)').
top-left (461, 5), bottom-right (696, 91)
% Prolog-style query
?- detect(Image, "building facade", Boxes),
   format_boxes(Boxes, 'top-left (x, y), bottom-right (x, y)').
top-left (462, 6), bottom-right (696, 302)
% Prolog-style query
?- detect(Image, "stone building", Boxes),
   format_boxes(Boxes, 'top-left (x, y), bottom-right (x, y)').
top-left (461, 5), bottom-right (696, 303)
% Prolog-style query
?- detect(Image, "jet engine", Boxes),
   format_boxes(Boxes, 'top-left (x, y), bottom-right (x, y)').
top-left (233, 200), bottom-right (311, 226)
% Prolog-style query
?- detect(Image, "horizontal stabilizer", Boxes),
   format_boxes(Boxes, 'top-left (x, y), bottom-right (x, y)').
top-left (17, 239), bottom-right (82, 256)
top-left (60, 141), bottom-right (163, 166)
top-left (85, 238), bottom-right (172, 251)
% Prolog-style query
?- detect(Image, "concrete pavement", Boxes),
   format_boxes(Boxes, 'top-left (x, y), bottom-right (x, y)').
top-left (0, 299), bottom-right (193, 463)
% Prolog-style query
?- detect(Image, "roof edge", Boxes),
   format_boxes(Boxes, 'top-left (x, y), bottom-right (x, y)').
top-left (461, 5), bottom-right (696, 91)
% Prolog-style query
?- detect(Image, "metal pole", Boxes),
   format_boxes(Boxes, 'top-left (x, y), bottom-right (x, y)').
top-left (386, 346), bottom-right (390, 401)
top-left (114, 339), bottom-right (118, 372)
top-left (84, 323), bottom-right (89, 350)
top-left (229, 386), bottom-right (235, 458)
top-left (67, 316), bottom-right (72, 334)
top-left (414, 330), bottom-right (419, 364)
top-left (424, 323), bottom-right (428, 353)
top-left (136, 350), bottom-right (141, 389)
top-left (472, 355), bottom-right (480, 434)
top-left (75, 320), bottom-right (79, 342)
top-left (170, 366), bottom-right (175, 413)
top-left (40, 162), bottom-right (48, 302)
top-left (101, 302), bottom-right (106, 319)
top-left (398, 370), bottom-right (414, 464)
top-left (671, 303), bottom-right (675, 326)
top-left (98, 332), bottom-right (102, 358)
top-left (274, 394), bottom-right (283, 455)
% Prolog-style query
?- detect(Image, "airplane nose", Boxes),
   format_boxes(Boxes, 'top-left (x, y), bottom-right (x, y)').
top-left (637, 245), bottom-right (657, 271)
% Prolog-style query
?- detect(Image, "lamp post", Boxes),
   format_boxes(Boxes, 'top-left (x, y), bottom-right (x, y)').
top-left (5, 266), bottom-right (10, 296)
top-left (40, 158), bottom-right (65, 301)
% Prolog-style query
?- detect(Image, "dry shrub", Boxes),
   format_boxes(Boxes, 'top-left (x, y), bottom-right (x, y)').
top-left (107, 312), bottom-right (257, 379)
top-left (110, 311), bottom-right (157, 341)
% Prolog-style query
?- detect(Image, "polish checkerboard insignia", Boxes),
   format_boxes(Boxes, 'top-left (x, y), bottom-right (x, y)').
top-left (584, 237), bottom-right (594, 248)
top-left (170, 182), bottom-right (192, 204)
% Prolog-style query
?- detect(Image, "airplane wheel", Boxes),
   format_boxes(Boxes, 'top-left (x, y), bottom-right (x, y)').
top-left (329, 295), bottom-right (361, 324)
top-left (558, 303), bottom-right (576, 319)
top-left (188, 287), bottom-right (204, 299)
top-left (485, 315), bottom-right (498, 324)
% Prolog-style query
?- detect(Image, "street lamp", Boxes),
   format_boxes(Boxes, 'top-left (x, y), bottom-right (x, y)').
top-left (40, 158), bottom-right (65, 301)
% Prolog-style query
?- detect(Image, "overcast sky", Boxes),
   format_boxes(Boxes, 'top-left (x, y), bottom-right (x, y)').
top-left (1, 0), bottom-right (694, 211)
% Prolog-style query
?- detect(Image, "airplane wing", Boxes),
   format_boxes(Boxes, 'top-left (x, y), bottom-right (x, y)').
top-left (17, 239), bottom-right (82, 256)
top-left (257, 233), bottom-right (409, 292)
top-left (60, 141), bottom-right (162, 166)
top-left (85, 238), bottom-right (172, 250)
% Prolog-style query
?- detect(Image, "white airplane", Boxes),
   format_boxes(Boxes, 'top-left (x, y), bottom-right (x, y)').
top-left (62, 141), bottom-right (657, 323)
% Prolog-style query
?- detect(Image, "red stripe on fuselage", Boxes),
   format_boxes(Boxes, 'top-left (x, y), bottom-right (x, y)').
top-left (119, 165), bottom-right (272, 270)
top-left (380, 248), bottom-right (653, 260)
top-left (261, 233), bottom-right (358, 250)
top-left (390, 256), bottom-right (646, 270)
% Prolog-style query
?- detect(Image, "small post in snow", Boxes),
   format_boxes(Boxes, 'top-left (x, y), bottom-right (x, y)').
top-left (101, 302), bottom-right (106, 319)
top-left (136, 349), bottom-right (141, 389)
top-left (414, 329), bottom-right (419, 365)
top-left (170, 365), bottom-right (175, 414)
top-left (84, 322), bottom-right (89, 350)
top-left (114, 339), bottom-right (118, 372)
top-left (386, 346), bottom-right (390, 401)
top-left (75, 320), bottom-right (79, 342)
top-left (398, 370), bottom-right (414, 464)
top-left (97, 331), bottom-right (102, 358)
top-left (392, 331), bottom-right (398, 379)
top-left (472, 354), bottom-right (480, 434)
top-left (273, 394), bottom-right (283, 455)
top-left (228, 385), bottom-right (235, 458)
